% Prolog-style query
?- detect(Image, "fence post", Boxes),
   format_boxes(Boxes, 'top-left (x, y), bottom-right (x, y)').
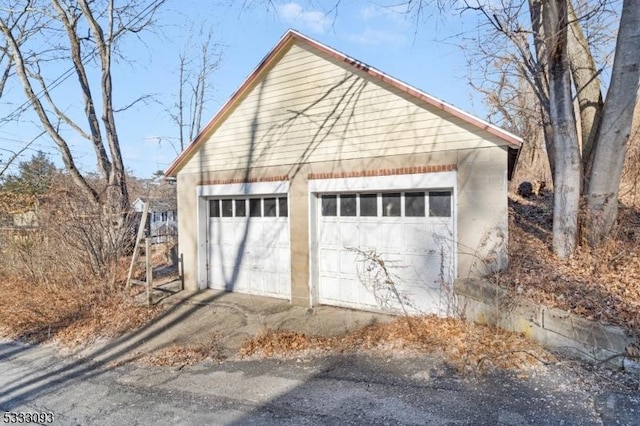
top-left (146, 237), bottom-right (152, 306)
top-left (127, 202), bottom-right (149, 289)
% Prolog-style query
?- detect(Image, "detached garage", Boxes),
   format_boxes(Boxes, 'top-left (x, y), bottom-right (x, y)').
top-left (165, 30), bottom-right (521, 315)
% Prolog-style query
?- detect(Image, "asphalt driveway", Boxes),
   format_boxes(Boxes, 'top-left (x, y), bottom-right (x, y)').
top-left (1, 289), bottom-right (639, 425)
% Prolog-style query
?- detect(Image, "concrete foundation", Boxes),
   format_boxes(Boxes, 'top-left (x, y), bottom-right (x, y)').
top-left (455, 278), bottom-right (639, 371)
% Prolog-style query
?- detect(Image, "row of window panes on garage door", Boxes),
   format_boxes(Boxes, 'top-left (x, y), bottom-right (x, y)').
top-left (321, 191), bottom-right (452, 218)
top-left (209, 197), bottom-right (288, 218)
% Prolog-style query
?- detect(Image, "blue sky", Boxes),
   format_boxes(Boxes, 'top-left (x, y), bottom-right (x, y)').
top-left (0, 1), bottom-right (485, 179)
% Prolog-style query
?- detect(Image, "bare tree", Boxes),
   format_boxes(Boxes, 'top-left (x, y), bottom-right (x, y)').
top-left (0, 0), bottom-right (166, 273)
top-left (566, 1), bottom-right (604, 163)
top-left (169, 27), bottom-right (221, 153)
top-left (619, 102), bottom-right (640, 205)
top-left (474, 62), bottom-right (552, 188)
top-left (0, 2), bottom-right (44, 176)
top-left (0, 22), bottom-right (13, 101)
top-left (402, 0), bottom-right (640, 256)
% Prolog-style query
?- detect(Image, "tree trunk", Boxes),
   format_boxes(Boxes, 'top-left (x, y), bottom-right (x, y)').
top-left (529, 0), bottom-right (555, 180)
top-left (619, 101), bottom-right (640, 204)
top-left (566, 1), bottom-right (603, 169)
top-left (543, 0), bottom-right (582, 258)
top-left (585, 0), bottom-right (640, 244)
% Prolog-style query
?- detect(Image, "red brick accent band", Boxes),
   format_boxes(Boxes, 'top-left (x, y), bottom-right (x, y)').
top-left (197, 175), bottom-right (289, 186)
top-left (196, 166), bottom-right (455, 186)
top-left (308, 165), bottom-right (456, 180)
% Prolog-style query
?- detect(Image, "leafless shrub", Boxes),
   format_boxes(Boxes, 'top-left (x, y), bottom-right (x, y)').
top-left (0, 176), bottom-right (165, 344)
top-left (0, 175), bottom-right (136, 287)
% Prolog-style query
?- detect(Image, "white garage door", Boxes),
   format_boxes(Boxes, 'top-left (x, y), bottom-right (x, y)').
top-left (208, 196), bottom-right (290, 299)
top-left (318, 191), bottom-right (454, 314)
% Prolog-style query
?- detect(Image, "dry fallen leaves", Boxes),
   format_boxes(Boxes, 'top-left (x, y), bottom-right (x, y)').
top-left (0, 275), bottom-right (162, 346)
top-left (240, 316), bottom-right (556, 373)
top-left (240, 194), bottom-right (640, 372)
top-left (139, 343), bottom-right (221, 367)
top-left (504, 193), bottom-right (640, 332)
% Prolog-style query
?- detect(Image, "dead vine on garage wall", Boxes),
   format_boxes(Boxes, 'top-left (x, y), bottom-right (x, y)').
top-left (347, 246), bottom-right (417, 318)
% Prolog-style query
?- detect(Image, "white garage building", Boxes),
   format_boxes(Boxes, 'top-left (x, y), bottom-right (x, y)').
top-left (165, 30), bottom-right (521, 315)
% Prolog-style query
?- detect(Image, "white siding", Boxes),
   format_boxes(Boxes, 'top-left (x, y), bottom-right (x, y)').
top-left (180, 44), bottom-right (506, 174)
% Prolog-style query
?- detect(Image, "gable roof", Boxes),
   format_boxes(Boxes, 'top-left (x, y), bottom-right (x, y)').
top-left (165, 29), bottom-right (522, 177)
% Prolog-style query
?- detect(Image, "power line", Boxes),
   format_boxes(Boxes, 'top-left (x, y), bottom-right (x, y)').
top-left (0, 1), bottom-right (168, 179)
top-left (1, 137), bottom-right (173, 166)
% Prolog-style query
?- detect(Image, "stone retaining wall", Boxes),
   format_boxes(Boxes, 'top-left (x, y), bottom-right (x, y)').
top-left (454, 278), bottom-right (639, 371)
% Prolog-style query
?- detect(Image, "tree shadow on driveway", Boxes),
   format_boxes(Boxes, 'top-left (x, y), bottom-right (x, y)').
top-left (0, 289), bottom-right (227, 410)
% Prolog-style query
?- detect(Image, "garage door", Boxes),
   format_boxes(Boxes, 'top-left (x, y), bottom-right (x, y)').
top-left (318, 191), bottom-right (454, 314)
top-left (208, 196), bottom-right (290, 299)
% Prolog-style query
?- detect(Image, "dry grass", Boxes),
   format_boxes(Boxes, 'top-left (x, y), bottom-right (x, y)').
top-left (504, 192), bottom-right (640, 331)
top-left (0, 267), bottom-right (162, 346)
top-left (0, 218), bottom-right (177, 347)
top-left (240, 316), bottom-right (555, 373)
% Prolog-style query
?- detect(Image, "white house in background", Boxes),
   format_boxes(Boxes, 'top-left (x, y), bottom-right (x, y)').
top-left (131, 197), bottom-right (177, 241)
top-left (165, 29), bottom-right (522, 315)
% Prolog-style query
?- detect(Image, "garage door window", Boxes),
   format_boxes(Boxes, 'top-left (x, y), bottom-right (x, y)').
top-left (249, 198), bottom-right (262, 217)
top-left (429, 191), bottom-right (452, 217)
top-left (382, 193), bottom-right (401, 217)
top-left (209, 200), bottom-right (220, 217)
top-left (359, 194), bottom-right (377, 216)
top-left (321, 191), bottom-right (452, 218)
top-left (279, 197), bottom-right (288, 217)
top-left (235, 199), bottom-right (246, 217)
top-left (322, 195), bottom-right (337, 216)
top-left (405, 192), bottom-right (425, 217)
top-left (209, 196), bottom-right (289, 218)
top-left (264, 197), bottom-right (277, 217)
top-left (340, 194), bottom-right (357, 216)
top-left (221, 199), bottom-right (233, 217)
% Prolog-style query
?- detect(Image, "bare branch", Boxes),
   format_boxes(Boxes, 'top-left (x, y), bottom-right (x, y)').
top-left (29, 63), bottom-right (92, 140)
top-left (167, 25), bottom-right (221, 151)
top-left (0, 131), bottom-right (45, 178)
top-left (113, 93), bottom-right (155, 113)
top-left (0, 14), bottom-right (99, 202)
